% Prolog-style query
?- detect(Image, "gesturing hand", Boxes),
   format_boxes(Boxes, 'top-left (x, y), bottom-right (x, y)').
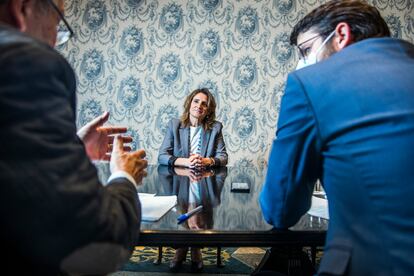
top-left (77, 112), bottom-right (132, 161)
top-left (110, 135), bottom-right (148, 185)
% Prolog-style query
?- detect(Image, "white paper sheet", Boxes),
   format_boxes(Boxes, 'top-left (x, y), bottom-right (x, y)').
top-left (307, 196), bottom-right (329, 220)
top-left (139, 195), bottom-right (177, 222)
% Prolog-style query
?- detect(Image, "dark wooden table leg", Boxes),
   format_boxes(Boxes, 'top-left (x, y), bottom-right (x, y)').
top-left (153, 246), bottom-right (163, 265)
top-left (217, 247), bottom-right (225, 267)
top-left (311, 246), bottom-right (316, 266)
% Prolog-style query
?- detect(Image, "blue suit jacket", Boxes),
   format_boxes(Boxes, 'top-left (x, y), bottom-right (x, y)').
top-left (158, 118), bottom-right (228, 166)
top-left (260, 38), bottom-right (414, 275)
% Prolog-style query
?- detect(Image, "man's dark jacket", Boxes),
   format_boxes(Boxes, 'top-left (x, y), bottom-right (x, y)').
top-left (0, 25), bottom-right (140, 275)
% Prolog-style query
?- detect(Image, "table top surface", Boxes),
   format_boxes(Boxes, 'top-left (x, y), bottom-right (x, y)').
top-left (98, 162), bottom-right (328, 237)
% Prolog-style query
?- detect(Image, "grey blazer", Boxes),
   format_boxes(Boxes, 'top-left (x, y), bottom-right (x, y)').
top-left (158, 118), bottom-right (228, 166)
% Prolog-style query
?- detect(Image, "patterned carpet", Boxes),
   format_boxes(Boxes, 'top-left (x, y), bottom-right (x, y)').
top-left (113, 246), bottom-right (262, 274)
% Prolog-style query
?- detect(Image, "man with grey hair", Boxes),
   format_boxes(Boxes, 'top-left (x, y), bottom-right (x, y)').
top-left (0, 0), bottom-right (147, 274)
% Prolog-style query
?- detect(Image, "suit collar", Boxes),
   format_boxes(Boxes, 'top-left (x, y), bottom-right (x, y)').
top-left (179, 127), bottom-right (189, 157)
top-left (200, 128), bottom-right (211, 157)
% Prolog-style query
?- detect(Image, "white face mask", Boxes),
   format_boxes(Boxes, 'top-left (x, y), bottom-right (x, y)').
top-left (296, 31), bottom-right (336, 70)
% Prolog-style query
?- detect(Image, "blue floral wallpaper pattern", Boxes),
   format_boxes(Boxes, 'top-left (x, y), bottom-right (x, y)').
top-left (59, 0), bottom-right (414, 165)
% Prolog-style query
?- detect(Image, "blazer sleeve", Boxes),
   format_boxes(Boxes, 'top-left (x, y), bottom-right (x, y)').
top-left (0, 39), bottom-right (140, 273)
top-left (212, 122), bottom-right (228, 166)
top-left (259, 73), bottom-right (321, 228)
top-left (158, 119), bottom-right (177, 165)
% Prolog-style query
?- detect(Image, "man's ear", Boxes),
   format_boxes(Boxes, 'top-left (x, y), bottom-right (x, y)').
top-left (332, 22), bottom-right (354, 51)
top-left (7, 0), bottom-right (33, 32)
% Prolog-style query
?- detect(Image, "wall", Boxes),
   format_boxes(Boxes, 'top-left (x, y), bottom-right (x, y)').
top-left (59, 0), bottom-right (414, 166)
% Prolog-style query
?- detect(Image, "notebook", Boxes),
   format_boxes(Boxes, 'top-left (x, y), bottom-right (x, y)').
top-left (139, 194), bottom-right (177, 222)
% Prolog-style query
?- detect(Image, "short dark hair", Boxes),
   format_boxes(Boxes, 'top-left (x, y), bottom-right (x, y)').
top-left (290, 0), bottom-right (390, 45)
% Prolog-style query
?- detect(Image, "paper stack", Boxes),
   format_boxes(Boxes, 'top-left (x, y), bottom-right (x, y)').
top-left (139, 193), bottom-right (177, 222)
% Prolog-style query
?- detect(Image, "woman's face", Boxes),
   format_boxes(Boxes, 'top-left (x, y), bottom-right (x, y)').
top-left (189, 92), bottom-right (209, 121)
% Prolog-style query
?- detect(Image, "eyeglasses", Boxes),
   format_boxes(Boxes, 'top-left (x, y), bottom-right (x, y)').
top-left (296, 31), bottom-right (336, 60)
top-left (296, 34), bottom-right (321, 60)
top-left (47, 0), bottom-right (74, 46)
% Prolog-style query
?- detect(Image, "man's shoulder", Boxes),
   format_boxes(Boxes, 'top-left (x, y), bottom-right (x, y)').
top-left (0, 24), bottom-right (33, 45)
top-left (291, 38), bottom-right (411, 84)
top-left (335, 37), bottom-right (414, 59)
top-left (0, 25), bottom-right (67, 65)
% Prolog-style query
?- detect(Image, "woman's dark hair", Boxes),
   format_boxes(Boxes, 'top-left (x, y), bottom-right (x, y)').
top-left (180, 88), bottom-right (217, 130)
top-left (290, 0), bottom-right (390, 45)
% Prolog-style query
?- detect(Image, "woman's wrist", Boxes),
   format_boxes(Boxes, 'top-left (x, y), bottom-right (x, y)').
top-left (173, 157), bottom-right (189, 167)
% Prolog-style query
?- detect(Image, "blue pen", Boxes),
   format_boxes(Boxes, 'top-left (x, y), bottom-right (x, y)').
top-left (177, 205), bottom-right (203, 224)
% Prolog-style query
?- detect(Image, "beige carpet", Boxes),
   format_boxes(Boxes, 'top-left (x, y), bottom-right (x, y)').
top-left (230, 247), bottom-right (267, 269)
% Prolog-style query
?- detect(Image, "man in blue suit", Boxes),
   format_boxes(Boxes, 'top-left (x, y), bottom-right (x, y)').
top-left (260, 0), bottom-right (414, 275)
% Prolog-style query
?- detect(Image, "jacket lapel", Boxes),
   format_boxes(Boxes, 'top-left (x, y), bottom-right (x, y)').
top-left (179, 124), bottom-right (189, 157)
top-left (201, 128), bottom-right (211, 157)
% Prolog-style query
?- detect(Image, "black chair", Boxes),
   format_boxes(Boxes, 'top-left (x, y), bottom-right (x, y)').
top-left (251, 246), bottom-right (316, 276)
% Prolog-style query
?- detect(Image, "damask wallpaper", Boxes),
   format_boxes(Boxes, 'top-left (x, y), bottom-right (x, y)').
top-left (58, 0), bottom-right (414, 166)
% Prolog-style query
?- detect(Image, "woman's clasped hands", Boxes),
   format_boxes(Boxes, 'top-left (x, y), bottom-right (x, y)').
top-left (188, 153), bottom-right (213, 168)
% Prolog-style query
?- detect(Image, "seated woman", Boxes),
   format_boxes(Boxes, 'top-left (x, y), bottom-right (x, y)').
top-left (158, 88), bottom-right (228, 272)
top-left (158, 88), bottom-right (228, 168)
